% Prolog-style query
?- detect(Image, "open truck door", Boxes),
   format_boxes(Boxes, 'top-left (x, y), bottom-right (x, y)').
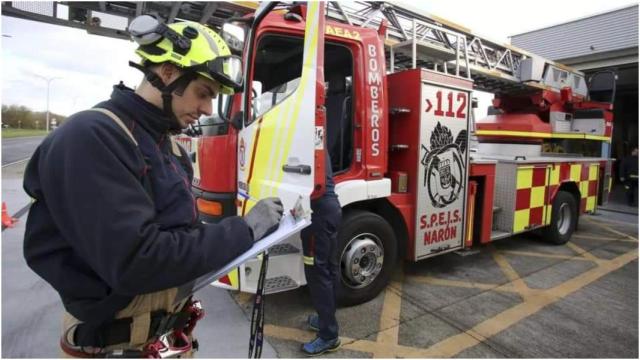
top-left (211, 2), bottom-right (326, 293)
top-left (238, 2), bottom-right (326, 217)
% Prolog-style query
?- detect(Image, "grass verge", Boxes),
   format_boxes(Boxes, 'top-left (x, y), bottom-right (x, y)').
top-left (1, 129), bottom-right (48, 138)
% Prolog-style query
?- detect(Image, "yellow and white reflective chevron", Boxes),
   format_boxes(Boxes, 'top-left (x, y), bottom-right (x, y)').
top-left (239, 1), bottom-right (322, 216)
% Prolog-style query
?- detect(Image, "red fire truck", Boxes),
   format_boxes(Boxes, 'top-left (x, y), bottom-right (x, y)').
top-left (178, 2), bottom-right (616, 306)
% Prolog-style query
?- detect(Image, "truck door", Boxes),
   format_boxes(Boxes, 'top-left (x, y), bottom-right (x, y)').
top-left (238, 2), bottom-right (326, 216)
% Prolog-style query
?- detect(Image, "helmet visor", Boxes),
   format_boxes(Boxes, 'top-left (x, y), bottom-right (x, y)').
top-left (204, 55), bottom-right (243, 94)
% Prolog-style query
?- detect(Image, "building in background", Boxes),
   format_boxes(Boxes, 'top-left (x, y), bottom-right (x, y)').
top-left (511, 4), bottom-right (638, 186)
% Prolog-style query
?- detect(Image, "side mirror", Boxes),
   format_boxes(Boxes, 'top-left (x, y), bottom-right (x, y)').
top-left (222, 21), bottom-right (250, 55)
top-left (230, 110), bottom-right (243, 131)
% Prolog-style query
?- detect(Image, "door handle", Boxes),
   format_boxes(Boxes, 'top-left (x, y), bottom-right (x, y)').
top-left (282, 164), bottom-right (311, 175)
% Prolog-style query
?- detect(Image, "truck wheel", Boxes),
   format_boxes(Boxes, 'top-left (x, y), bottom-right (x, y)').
top-left (544, 191), bottom-right (577, 245)
top-left (336, 210), bottom-right (397, 307)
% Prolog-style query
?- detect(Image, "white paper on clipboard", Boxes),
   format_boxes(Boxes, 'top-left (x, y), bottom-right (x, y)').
top-left (175, 212), bottom-right (311, 303)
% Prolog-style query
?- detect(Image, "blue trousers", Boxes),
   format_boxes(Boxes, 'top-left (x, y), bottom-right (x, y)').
top-left (301, 194), bottom-right (341, 340)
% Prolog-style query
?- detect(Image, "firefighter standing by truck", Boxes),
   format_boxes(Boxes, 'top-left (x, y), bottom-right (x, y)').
top-left (22, 16), bottom-right (283, 358)
top-left (620, 147), bottom-right (638, 206)
top-left (301, 151), bottom-right (342, 356)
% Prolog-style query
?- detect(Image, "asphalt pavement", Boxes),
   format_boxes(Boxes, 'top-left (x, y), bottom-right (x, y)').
top-left (242, 210), bottom-right (638, 358)
top-left (1, 136), bottom-right (45, 166)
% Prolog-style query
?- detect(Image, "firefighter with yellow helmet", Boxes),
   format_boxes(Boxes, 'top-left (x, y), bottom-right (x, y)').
top-left (23, 15), bottom-right (283, 357)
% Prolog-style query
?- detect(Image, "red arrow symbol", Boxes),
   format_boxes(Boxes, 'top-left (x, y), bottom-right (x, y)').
top-left (425, 99), bottom-right (432, 113)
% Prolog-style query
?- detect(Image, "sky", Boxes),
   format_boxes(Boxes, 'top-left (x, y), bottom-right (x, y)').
top-left (1, 0), bottom-right (637, 116)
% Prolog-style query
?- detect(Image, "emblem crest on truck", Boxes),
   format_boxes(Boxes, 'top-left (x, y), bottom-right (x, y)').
top-left (421, 122), bottom-right (467, 208)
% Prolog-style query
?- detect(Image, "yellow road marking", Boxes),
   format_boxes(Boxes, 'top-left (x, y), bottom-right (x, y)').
top-left (499, 249), bottom-right (594, 262)
top-left (573, 233), bottom-right (636, 242)
top-left (367, 281), bottom-right (403, 357)
top-left (408, 275), bottom-right (502, 291)
top-left (584, 218), bottom-right (638, 241)
top-left (585, 216), bottom-right (639, 227)
top-left (408, 273), bottom-right (546, 297)
top-left (263, 248), bottom-right (638, 358)
top-left (566, 242), bottom-right (603, 263)
top-left (491, 249), bottom-right (532, 299)
top-left (550, 248), bottom-right (637, 296)
top-left (398, 248), bottom-right (639, 357)
top-left (601, 226), bottom-right (638, 241)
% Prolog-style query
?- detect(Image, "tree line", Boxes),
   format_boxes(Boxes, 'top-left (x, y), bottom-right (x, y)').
top-left (1, 104), bottom-right (67, 129)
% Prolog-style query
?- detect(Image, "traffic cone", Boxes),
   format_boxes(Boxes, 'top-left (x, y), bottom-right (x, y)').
top-left (2, 202), bottom-right (17, 229)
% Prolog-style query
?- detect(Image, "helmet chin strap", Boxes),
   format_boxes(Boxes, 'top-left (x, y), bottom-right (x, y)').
top-left (129, 61), bottom-right (197, 133)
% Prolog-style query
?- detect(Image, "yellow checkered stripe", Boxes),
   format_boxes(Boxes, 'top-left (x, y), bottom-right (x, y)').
top-left (546, 163), bottom-right (561, 225)
top-left (513, 162), bottom-right (601, 233)
top-left (514, 165), bottom-right (551, 232)
top-left (569, 163), bottom-right (599, 213)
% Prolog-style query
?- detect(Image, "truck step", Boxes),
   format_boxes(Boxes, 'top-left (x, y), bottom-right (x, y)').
top-left (264, 275), bottom-right (299, 294)
top-left (493, 206), bottom-right (502, 214)
top-left (269, 243), bottom-right (300, 256)
top-left (490, 230), bottom-right (511, 241)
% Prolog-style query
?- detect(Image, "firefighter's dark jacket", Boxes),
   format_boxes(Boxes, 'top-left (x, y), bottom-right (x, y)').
top-left (621, 155), bottom-right (638, 179)
top-left (23, 84), bottom-right (253, 324)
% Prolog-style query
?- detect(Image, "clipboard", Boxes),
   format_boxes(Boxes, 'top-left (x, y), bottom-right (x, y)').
top-left (174, 211), bottom-right (311, 303)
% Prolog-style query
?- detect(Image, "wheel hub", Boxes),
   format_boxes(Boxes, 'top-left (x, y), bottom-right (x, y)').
top-left (341, 234), bottom-right (384, 289)
top-left (557, 202), bottom-right (571, 235)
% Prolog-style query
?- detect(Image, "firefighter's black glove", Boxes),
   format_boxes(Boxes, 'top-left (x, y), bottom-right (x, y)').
top-left (244, 197), bottom-right (284, 241)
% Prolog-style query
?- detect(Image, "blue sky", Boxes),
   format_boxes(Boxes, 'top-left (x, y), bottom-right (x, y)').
top-left (1, 0), bottom-right (636, 116)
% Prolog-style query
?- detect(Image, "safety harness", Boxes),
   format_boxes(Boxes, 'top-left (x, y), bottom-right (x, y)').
top-left (60, 298), bottom-right (204, 358)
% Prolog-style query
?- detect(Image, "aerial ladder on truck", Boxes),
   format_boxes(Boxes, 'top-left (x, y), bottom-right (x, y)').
top-left (336, 0), bottom-right (615, 226)
top-left (326, 2), bottom-right (585, 89)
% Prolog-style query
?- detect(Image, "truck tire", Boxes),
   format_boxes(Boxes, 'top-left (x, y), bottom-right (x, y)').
top-left (543, 191), bottom-right (577, 245)
top-left (336, 210), bottom-right (397, 307)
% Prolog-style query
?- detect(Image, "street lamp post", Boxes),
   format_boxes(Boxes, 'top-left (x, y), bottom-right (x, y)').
top-left (34, 75), bottom-right (61, 132)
